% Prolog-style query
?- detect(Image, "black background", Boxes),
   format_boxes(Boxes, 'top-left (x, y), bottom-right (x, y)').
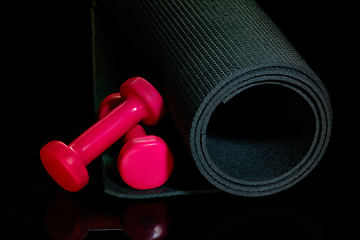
top-left (2, 0), bottom-right (359, 239)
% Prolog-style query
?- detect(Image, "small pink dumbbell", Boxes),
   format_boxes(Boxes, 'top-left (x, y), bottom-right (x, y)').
top-left (98, 93), bottom-right (174, 190)
top-left (40, 77), bottom-right (166, 192)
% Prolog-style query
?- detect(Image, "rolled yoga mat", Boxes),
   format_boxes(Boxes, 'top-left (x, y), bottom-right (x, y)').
top-left (100, 0), bottom-right (332, 197)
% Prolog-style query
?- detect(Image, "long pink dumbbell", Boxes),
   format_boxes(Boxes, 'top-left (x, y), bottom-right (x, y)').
top-left (97, 93), bottom-right (174, 190)
top-left (40, 77), bottom-right (166, 192)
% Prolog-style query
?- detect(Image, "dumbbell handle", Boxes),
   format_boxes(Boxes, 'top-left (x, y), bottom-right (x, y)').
top-left (97, 92), bottom-right (147, 144)
top-left (70, 96), bottom-right (145, 166)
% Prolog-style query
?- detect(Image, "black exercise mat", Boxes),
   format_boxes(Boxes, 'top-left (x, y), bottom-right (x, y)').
top-left (96, 0), bottom-right (332, 197)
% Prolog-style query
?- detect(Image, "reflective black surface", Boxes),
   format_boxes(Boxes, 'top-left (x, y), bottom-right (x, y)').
top-left (2, 1), bottom-right (359, 239)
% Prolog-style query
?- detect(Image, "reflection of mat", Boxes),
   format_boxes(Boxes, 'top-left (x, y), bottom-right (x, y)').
top-left (94, 0), bottom-right (332, 198)
top-left (207, 206), bottom-right (324, 239)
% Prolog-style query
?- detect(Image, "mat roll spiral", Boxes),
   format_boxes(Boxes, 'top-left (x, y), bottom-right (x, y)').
top-left (102, 0), bottom-right (332, 196)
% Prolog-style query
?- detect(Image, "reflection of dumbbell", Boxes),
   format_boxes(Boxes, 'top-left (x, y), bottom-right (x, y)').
top-left (97, 93), bottom-right (174, 190)
top-left (40, 77), bottom-right (166, 191)
top-left (45, 191), bottom-right (172, 240)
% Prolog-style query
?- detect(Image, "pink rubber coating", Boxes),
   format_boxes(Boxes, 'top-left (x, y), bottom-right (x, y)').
top-left (97, 92), bottom-right (122, 120)
top-left (118, 134), bottom-right (174, 190)
top-left (97, 93), bottom-right (146, 144)
top-left (40, 77), bottom-right (165, 192)
top-left (97, 93), bottom-right (174, 190)
top-left (120, 124), bottom-right (147, 145)
top-left (40, 141), bottom-right (88, 192)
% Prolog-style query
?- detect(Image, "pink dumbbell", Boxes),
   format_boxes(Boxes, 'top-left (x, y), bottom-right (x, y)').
top-left (97, 93), bottom-right (174, 190)
top-left (40, 77), bottom-right (166, 192)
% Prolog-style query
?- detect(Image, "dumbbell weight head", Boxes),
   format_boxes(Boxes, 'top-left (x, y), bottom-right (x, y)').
top-left (120, 77), bottom-right (166, 125)
top-left (119, 132), bottom-right (174, 190)
top-left (40, 141), bottom-right (88, 192)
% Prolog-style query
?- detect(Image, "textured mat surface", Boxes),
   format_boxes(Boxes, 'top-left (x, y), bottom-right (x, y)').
top-left (97, 0), bottom-right (332, 197)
